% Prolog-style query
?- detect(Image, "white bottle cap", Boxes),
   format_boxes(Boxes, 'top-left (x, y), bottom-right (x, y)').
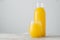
top-left (37, 2), bottom-right (44, 8)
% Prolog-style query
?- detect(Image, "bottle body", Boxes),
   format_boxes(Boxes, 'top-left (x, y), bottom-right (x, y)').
top-left (34, 7), bottom-right (46, 36)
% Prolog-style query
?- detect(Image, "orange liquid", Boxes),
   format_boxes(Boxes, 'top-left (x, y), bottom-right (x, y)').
top-left (29, 22), bottom-right (42, 38)
top-left (34, 7), bottom-right (46, 37)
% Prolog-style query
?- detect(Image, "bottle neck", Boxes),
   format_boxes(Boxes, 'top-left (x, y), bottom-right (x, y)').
top-left (36, 2), bottom-right (44, 8)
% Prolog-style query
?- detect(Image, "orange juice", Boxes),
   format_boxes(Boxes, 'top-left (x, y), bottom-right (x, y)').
top-left (34, 3), bottom-right (46, 37)
top-left (29, 21), bottom-right (42, 38)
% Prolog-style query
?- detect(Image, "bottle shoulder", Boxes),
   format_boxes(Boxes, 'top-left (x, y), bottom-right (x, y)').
top-left (34, 7), bottom-right (45, 12)
top-left (36, 7), bottom-right (44, 10)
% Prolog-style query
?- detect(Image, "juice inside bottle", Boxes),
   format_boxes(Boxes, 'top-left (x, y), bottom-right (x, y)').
top-left (34, 2), bottom-right (46, 37)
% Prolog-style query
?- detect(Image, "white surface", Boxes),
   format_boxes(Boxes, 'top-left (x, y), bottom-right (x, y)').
top-left (0, 34), bottom-right (60, 40)
top-left (0, 34), bottom-right (20, 38)
top-left (0, 0), bottom-right (60, 35)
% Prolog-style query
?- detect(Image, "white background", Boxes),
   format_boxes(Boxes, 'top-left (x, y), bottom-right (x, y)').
top-left (0, 0), bottom-right (60, 35)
